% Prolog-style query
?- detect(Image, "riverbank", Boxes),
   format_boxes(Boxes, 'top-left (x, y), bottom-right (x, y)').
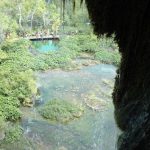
top-left (18, 63), bottom-right (118, 150)
top-left (0, 35), bottom-right (120, 149)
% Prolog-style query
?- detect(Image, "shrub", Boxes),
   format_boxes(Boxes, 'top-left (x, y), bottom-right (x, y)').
top-left (59, 34), bottom-right (99, 53)
top-left (1, 38), bottom-right (30, 52)
top-left (0, 39), bottom-right (37, 121)
top-left (0, 105), bottom-right (21, 121)
top-left (95, 49), bottom-right (121, 66)
top-left (4, 125), bottom-right (23, 143)
top-left (98, 35), bottom-right (118, 51)
top-left (39, 99), bottom-right (84, 123)
top-left (0, 50), bottom-right (8, 63)
top-left (0, 116), bottom-right (6, 131)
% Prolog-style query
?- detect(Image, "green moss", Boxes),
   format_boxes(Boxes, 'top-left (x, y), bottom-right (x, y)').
top-left (95, 49), bottom-right (121, 66)
top-left (3, 125), bottom-right (23, 144)
top-left (0, 116), bottom-right (6, 131)
top-left (39, 99), bottom-right (84, 123)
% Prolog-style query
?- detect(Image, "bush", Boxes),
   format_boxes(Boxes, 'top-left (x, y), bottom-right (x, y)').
top-left (31, 34), bottom-right (120, 70)
top-left (4, 125), bottom-right (23, 143)
top-left (0, 105), bottom-right (21, 121)
top-left (59, 34), bottom-right (99, 53)
top-left (31, 46), bottom-right (78, 70)
top-left (39, 99), bottom-right (84, 123)
top-left (0, 39), bottom-right (37, 121)
top-left (0, 50), bottom-right (8, 63)
top-left (0, 116), bottom-right (6, 131)
top-left (95, 49), bottom-right (121, 66)
top-left (1, 38), bottom-right (30, 52)
top-left (98, 35), bottom-right (118, 51)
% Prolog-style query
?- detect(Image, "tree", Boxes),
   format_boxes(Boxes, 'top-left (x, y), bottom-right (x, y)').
top-left (48, 3), bottom-right (61, 34)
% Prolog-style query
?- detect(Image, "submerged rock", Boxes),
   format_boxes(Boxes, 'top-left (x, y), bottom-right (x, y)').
top-left (35, 97), bottom-right (44, 106)
top-left (83, 94), bottom-right (108, 111)
top-left (0, 131), bottom-right (5, 141)
top-left (58, 146), bottom-right (68, 150)
top-left (23, 98), bottom-right (34, 107)
top-left (102, 79), bottom-right (114, 88)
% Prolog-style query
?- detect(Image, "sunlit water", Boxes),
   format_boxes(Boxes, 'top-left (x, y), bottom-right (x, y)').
top-left (32, 40), bottom-right (58, 52)
top-left (21, 64), bottom-right (119, 150)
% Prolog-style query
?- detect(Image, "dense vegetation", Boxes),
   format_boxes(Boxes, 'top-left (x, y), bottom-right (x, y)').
top-left (0, 0), bottom-right (90, 43)
top-left (39, 99), bottom-right (84, 123)
top-left (58, 34), bottom-right (120, 66)
top-left (0, 39), bottom-right (36, 121)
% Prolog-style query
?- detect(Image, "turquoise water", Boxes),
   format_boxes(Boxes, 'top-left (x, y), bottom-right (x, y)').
top-left (32, 40), bottom-right (58, 53)
top-left (20, 64), bottom-right (119, 150)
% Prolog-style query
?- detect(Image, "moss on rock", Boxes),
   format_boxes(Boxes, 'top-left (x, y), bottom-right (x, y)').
top-left (39, 99), bottom-right (84, 123)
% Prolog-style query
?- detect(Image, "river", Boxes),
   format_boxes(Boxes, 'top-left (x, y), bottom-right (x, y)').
top-left (20, 64), bottom-right (119, 150)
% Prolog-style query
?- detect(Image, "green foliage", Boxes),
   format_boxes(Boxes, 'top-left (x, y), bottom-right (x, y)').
top-left (3, 125), bottom-right (23, 144)
top-left (93, 35), bottom-right (121, 66)
top-left (31, 46), bottom-right (78, 70)
top-left (76, 34), bottom-right (99, 52)
top-left (0, 33), bottom-right (120, 124)
top-left (58, 34), bottom-right (118, 53)
top-left (39, 99), bottom-right (84, 123)
top-left (0, 37), bottom-right (80, 122)
top-left (0, 50), bottom-right (8, 63)
top-left (98, 35), bottom-right (118, 51)
top-left (62, 0), bottom-right (91, 35)
top-left (58, 34), bottom-right (120, 66)
top-left (0, 116), bottom-right (6, 131)
top-left (0, 105), bottom-right (21, 121)
top-left (0, 0), bottom-right (91, 40)
top-left (59, 37), bottom-right (81, 52)
top-left (1, 38), bottom-right (30, 52)
top-left (59, 34), bottom-right (120, 66)
top-left (95, 50), bottom-right (121, 66)
top-left (0, 39), bottom-right (37, 121)
top-left (58, 34), bottom-right (99, 53)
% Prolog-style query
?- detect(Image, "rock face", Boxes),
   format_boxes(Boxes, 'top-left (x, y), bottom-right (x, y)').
top-left (84, 0), bottom-right (150, 149)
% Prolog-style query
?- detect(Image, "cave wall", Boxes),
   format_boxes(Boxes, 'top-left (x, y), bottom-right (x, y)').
top-left (85, 0), bottom-right (150, 149)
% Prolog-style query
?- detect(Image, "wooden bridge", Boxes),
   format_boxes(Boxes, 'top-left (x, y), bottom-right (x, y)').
top-left (25, 35), bottom-right (60, 41)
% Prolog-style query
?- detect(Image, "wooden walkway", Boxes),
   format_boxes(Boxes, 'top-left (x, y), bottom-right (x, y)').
top-left (25, 35), bottom-right (60, 41)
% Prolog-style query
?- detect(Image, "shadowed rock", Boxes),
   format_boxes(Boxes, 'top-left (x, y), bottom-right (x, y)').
top-left (84, 0), bottom-right (150, 149)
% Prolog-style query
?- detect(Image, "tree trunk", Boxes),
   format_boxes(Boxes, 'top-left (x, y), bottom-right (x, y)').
top-left (18, 5), bottom-right (22, 28)
top-left (30, 12), bottom-right (34, 30)
top-left (43, 14), bottom-right (46, 28)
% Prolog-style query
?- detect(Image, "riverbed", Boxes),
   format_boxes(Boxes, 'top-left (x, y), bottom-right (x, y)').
top-left (20, 64), bottom-right (119, 150)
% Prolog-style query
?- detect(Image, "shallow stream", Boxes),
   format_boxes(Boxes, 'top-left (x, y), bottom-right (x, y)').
top-left (21, 64), bottom-right (119, 150)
